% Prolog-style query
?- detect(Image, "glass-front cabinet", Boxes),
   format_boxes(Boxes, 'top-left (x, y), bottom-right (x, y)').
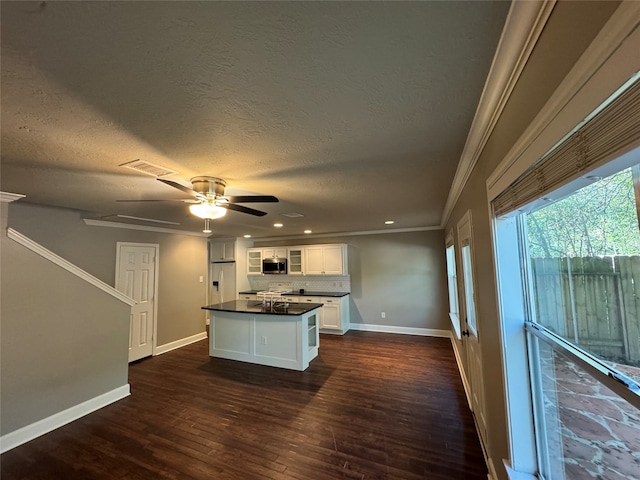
top-left (307, 313), bottom-right (317, 349)
top-left (287, 247), bottom-right (304, 275)
top-left (246, 248), bottom-right (263, 275)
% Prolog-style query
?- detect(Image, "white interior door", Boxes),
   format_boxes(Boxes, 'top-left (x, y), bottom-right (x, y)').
top-left (457, 211), bottom-right (488, 446)
top-left (116, 243), bottom-right (158, 362)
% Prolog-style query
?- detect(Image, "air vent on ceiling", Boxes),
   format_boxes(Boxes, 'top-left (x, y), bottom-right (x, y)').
top-left (281, 212), bottom-right (304, 218)
top-left (119, 159), bottom-right (178, 177)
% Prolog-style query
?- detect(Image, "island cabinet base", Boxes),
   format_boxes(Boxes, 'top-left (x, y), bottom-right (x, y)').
top-left (209, 309), bottom-right (320, 371)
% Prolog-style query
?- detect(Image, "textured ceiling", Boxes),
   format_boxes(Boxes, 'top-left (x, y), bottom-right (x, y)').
top-left (1, 1), bottom-right (510, 238)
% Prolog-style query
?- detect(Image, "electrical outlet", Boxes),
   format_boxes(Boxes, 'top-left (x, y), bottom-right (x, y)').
top-left (381, 312), bottom-right (386, 319)
top-left (261, 336), bottom-right (267, 345)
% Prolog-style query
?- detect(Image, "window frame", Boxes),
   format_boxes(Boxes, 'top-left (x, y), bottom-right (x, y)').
top-left (445, 230), bottom-right (461, 339)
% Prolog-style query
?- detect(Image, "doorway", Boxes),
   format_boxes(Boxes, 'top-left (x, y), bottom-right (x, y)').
top-left (115, 242), bottom-right (159, 362)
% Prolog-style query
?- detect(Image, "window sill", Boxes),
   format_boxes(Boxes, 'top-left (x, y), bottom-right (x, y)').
top-left (504, 461), bottom-right (538, 480)
top-left (449, 312), bottom-right (461, 339)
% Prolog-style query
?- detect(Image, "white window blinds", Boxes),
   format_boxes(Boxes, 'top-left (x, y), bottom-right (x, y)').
top-left (492, 76), bottom-right (640, 217)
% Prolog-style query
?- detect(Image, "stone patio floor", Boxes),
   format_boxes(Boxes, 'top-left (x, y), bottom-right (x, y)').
top-left (545, 353), bottom-right (640, 480)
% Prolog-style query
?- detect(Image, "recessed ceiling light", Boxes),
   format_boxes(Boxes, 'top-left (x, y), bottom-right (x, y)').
top-left (304, 229), bottom-right (312, 234)
top-left (243, 234), bottom-right (252, 238)
top-left (274, 223), bottom-right (283, 228)
top-left (385, 220), bottom-right (394, 225)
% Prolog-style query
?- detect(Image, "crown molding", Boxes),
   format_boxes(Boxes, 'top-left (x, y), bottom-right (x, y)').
top-left (83, 218), bottom-right (210, 237)
top-left (440, 0), bottom-right (556, 228)
top-left (6, 227), bottom-right (135, 306)
top-left (255, 225), bottom-right (443, 242)
top-left (0, 192), bottom-right (26, 203)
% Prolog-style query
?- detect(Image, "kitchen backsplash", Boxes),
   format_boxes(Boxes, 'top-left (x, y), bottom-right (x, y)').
top-left (248, 275), bottom-right (350, 293)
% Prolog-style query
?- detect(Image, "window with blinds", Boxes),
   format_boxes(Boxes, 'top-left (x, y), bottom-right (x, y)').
top-left (493, 74), bottom-right (640, 217)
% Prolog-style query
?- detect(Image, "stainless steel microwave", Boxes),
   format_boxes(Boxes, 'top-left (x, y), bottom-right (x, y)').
top-left (262, 257), bottom-right (287, 274)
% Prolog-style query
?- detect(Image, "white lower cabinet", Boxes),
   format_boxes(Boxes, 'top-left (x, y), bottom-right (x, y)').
top-left (240, 294), bottom-right (257, 301)
top-left (298, 295), bottom-right (349, 334)
top-left (320, 298), bottom-right (341, 329)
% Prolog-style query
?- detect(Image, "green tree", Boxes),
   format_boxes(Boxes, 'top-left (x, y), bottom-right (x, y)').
top-left (526, 167), bottom-right (640, 257)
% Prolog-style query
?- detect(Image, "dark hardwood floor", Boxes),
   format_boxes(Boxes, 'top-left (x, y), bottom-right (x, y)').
top-left (1, 331), bottom-right (488, 479)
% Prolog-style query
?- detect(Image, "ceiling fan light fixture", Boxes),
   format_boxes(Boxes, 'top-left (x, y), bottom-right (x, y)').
top-left (189, 203), bottom-right (227, 219)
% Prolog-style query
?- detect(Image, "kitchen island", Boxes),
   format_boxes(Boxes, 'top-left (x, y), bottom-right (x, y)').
top-left (202, 300), bottom-right (323, 371)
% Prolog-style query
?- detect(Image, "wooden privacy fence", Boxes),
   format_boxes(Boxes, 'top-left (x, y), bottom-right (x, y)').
top-left (531, 256), bottom-right (640, 366)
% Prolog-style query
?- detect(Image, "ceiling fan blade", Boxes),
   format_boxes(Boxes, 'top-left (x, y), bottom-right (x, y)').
top-left (225, 195), bottom-right (279, 203)
top-left (157, 178), bottom-right (199, 197)
top-left (226, 203), bottom-right (268, 216)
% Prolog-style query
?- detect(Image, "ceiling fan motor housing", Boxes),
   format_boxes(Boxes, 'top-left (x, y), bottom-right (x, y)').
top-left (191, 176), bottom-right (226, 198)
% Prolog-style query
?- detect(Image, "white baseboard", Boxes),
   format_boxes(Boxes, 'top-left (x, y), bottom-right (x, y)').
top-left (0, 384), bottom-right (130, 454)
top-left (155, 331), bottom-right (208, 356)
top-left (349, 323), bottom-right (451, 338)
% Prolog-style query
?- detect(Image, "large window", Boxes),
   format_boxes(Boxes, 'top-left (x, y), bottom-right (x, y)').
top-left (523, 164), bottom-right (640, 480)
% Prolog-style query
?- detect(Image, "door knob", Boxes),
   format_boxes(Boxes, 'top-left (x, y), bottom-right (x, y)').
top-left (462, 330), bottom-right (470, 337)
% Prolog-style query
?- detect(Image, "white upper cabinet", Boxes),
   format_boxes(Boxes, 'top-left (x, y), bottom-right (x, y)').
top-left (243, 243), bottom-right (347, 276)
top-left (262, 247), bottom-right (287, 258)
top-left (304, 244), bottom-right (347, 275)
top-left (210, 239), bottom-right (236, 262)
top-left (246, 248), bottom-right (263, 275)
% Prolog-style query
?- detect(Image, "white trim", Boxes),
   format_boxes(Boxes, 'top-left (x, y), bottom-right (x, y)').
top-left (83, 218), bottom-right (209, 237)
top-left (154, 331), bottom-right (208, 356)
top-left (115, 242), bottom-right (160, 358)
top-left (348, 323), bottom-right (450, 338)
top-left (6, 228), bottom-right (135, 306)
top-left (0, 384), bottom-right (130, 453)
top-left (0, 192), bottom-right (26, 203)
top-left (486, 1), bottom-right (640, 201)
top-left (256, 225), bottom-right (442, 242)
top-left (440, 0), bottom-right (556, 227)
top-left (491, 215), bottom-right (539, 474)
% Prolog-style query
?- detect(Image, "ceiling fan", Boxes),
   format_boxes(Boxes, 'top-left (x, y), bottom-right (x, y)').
top-left (119, 176), bottom-right (278, 219)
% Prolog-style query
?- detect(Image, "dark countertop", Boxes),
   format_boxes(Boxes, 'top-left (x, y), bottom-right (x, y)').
top-left (239, 290), bottom-right (350, 298)
top-left (202, 300), bottom-right (323, 316)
